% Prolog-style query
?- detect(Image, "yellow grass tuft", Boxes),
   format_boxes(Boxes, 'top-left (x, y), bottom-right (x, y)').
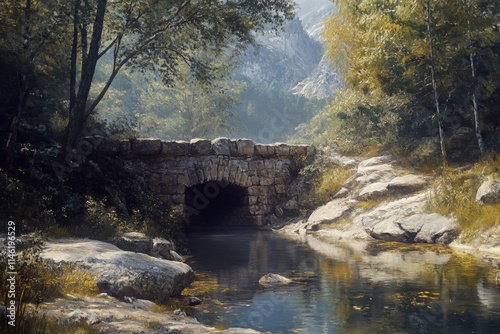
top-left (426, 153), bottom-right (500, 237)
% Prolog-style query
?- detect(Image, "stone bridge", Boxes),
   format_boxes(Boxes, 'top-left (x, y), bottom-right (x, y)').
top-left (99, 138), bottom-right (314, 227)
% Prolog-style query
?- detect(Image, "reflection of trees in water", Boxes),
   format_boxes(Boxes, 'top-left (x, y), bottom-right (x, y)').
top-left (188, 230), bottom-right (499, 332)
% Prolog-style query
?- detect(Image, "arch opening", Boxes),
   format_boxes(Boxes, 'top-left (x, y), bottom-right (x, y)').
top-left (184, 182), bottom-right (252, 229)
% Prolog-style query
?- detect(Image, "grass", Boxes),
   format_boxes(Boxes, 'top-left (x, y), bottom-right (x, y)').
top-left (426, 153), bottom-right (500, 238)
top-left (315, 165), bottom-right (354, 204)
top-left (1, 248), bottom-right (99, 333)
top-left (356, 198), bottom-right (387, 211)
top-left (5, 313), bottom-right (101, 334)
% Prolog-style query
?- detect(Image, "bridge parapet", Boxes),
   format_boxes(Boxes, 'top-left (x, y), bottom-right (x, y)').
top-left (99, 137), bottom-right (314, 158)
top-left (98, 138), bottom-right (314, 226)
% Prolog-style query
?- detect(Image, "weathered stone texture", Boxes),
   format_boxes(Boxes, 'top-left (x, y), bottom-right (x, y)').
top-left (102, 138), bottom-right (313, 225)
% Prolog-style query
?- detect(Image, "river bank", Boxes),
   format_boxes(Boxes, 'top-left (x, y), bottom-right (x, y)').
top-left (277, 153), bottom-right (500, 268)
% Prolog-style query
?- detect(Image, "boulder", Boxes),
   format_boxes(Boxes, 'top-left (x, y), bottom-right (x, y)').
top-left (258, 273), bottom-right (291, 288)
top-left (476, 177), bottom-right (500, 205)
top-left (359, 193), bottom-right (427, 229)
top-left (409, 214), bottom-right (459, 244)
top-left (36, 294), bottom-right (261, 334)
top-left (151, 237), bottom-right (175, 259)
top-left (40, 239), bottom-right (194, 303)
top-left (357, 155), bottom-right (392, 168)
top-left (355, 163), bottom-right (395, 185)
top-left (188, 296), bottom-right (202, 306)
top-left (387, 175), bottom-right (428, 194)
top-left (115, 232), bottom-right (153, 255)
top-left (364, 208), bottom-right (459, 245)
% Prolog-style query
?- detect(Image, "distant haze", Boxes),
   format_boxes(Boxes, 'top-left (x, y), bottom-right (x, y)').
top-left (295, 0), bottom-right (336, 41)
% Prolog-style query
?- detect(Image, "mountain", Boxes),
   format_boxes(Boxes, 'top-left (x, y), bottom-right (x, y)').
top-left (293, 0), bottom-right (342, 99)
top-left (296, 0), bottom-right (336, 42)
top-left (237, 18), bottom-right (323, 90)
top-left (236, 0), bottom-right (341, 100)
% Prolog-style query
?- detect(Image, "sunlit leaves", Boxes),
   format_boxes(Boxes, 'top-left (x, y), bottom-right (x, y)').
top-left (318, 0), bottom-right (500, 156)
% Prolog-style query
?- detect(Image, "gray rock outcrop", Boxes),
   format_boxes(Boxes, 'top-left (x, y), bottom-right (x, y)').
top-left (40, 239), bottom-right (194, 303)
top-left (115, 232), bottom-right (153, 254)
top-left (476, 176), bottom-right (500, 205)
top-left (34, 294), bottom-right (261, 334)
top-left (291, 154), bottom-right (458, 245)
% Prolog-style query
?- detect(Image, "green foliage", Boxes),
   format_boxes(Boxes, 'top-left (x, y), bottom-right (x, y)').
top-left (302, 89), bottom-right (409, 155)
top-left (321, 0), bottom-right (500, 158)
top-left (95, 62), bottom-right (245, 140)
top-left (73, 196), bottom-right (184, 242)
top-left (0, 247), bottom-right (98, 333)
top-left (0, 169), bottom-right (57, 231)
top-left (426, 154), bottom-right (500, 236)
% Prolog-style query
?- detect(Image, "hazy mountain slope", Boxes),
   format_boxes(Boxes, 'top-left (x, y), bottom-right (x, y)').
top-left (235, 0), bottom-right (341, 100)
top-left (293, 0), bottom-right (342, 99)
top-left (237, 18), bottom-right (323, 90)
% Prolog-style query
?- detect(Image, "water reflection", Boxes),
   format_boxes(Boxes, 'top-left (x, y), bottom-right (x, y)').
top-left (184, 229), bottom-right (500, 333)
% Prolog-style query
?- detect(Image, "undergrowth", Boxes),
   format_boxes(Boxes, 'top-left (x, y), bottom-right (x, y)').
top-left (426, 153), bottom-right (500, 238)
top-left (0, 247), bottom-right (98, 332)
top-left (315, 165), bottom-right (354, 204)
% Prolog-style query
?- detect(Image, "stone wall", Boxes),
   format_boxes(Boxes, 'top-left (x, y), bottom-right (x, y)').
top-left (99, 138), bottom-right (314, 226)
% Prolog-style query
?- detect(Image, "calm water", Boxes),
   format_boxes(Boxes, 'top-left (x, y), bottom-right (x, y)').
top-left (184, 228), bottom-right (500, 333)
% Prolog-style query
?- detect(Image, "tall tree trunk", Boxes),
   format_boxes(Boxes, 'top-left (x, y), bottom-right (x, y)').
top-left (61, 0), bottom-right (107, 160)
top-left (470, 51), bottom-right (485, 155)
top-left (465, 0), bottom-right (485, 156)
top-left (425, 0), bottom-right (447, 167)
top-left (5, 0), bottom-right (32, 171)
top-left (69, 0), bottom-right (80, 112)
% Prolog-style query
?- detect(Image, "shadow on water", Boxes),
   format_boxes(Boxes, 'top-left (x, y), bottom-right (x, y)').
top-left (179, 228), bottom-right (500, 333)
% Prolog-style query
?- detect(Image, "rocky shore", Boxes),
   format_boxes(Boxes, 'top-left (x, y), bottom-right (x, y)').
top-left (277, 154), bottom-right (500, 267)
top-left (3, 233), bottom-right (260, 334)
top-left (5, 154), bottom-right (500, 333)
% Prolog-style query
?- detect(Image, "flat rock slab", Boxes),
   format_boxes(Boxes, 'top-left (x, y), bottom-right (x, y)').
top-left (40, 239), bottom-right (194, 303)
top-left (358, 182), bottom-right (389, 201)
top-left (115, 232), bottom-right (153, 254)
top-left (387, 175), bottom-right (428, 194)
top-left (307, 198), bottom-right (354, 227)
top-left (35, 294), bottom-right (260, 334)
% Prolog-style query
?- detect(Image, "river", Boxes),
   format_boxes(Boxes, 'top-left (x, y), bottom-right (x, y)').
top-left (181, 228), bottom-right (500, 333)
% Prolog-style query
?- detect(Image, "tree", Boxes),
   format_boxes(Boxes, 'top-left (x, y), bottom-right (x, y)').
top-left (61, 0), bottom-right (295, 161)
top-left (424, 0), bottom-right (447, 166)
top-left (1, 0), bottom-right (68, 170)
top-left (321, 0), bottom-right (500, 159)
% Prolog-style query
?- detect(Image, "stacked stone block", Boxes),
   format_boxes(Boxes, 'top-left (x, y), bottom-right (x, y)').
top-left (99, 138), bottom-right (314, 225)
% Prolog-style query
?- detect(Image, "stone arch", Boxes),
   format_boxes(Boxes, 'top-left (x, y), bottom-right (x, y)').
top-left (183, 181), bottom-right (252, 228)
top-left (98, 138), bottom-right (314, 227)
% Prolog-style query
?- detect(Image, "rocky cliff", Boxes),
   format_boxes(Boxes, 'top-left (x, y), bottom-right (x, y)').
top-left (236, 0), bottom-right (341, 99)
